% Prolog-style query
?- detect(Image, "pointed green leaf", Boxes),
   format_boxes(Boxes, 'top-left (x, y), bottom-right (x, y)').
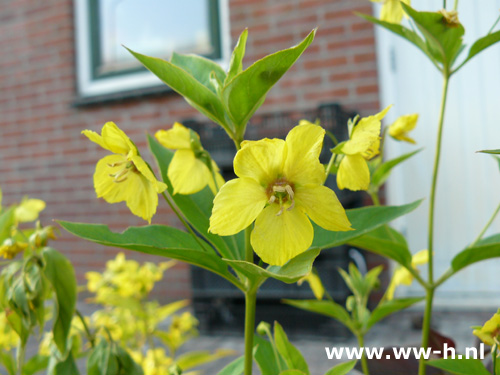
top-left (225, 29), bottom-right (248, 85)
top-left (125, 47), bottom-right (231, 133)
top-left (0, 351), bottom-right (16, 375)
top-left (58, 221), bottom-right (242, 289)
top-left (176, 350), bottom-right (235, 371)
top-left (401, 4), bottom-right (464, 67)
top-left (114, 346), bottom-right (144, 375)
top-left (171, 52), bottom-right (226, 93)
top-left (324, 360), bottom-right (357, 375)
top-left (147, 134), bottom-right (243, 261)
top-left (347, 226), bottom-right (412, 267)
top-left (87, 340), bottom-right (115, 375)
top-left (280, 371), bottom-right (306, 375)
top-left (283, 299), bottom-right (355, 333)
top-left (22, 354), bottom-right (49, 375)
top-left (371, 149), bottom-right (422, 188)
top-left (254, 335), bottom-right (286, 375)
top-left (451, 240), bottom-right (500, 273)
top-left (224, 248), bottom-right (321, 285)
top-left (42, 248), bottom-right (77, 356)
top-left (0, 207), bottom-right (15, 243)
top-left (478, 149), bottom-right (500, 154)
top-left (217, 356), bottom-right (244, 375)
top-left (427, 358), bottom-right (490, 375)
top-left (457, 30), bottom-right (500, 70)
top-left (312, 200), bottom-right (421, 251)
top-left (222, 29), bottom-right (316, 136)
top-left (365, 297), bottom-right (424, 331)
top-left (274, 322), bottom-right (309, 374)
top-left (48, 352), bottom-right (80, 375)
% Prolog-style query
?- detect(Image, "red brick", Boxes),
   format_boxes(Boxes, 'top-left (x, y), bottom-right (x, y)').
top-left (304, 88), bottom-right (349, 101)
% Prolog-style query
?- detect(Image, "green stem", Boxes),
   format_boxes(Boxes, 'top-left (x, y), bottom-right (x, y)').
top-left (244, 290), bottom-right (257, 375)
top-left (419, 74), bottom-right (450, 375)
top-left (161, 192), bottom-right (210, 252)
top-left (489, 13), bottom-right (500, 34)
top-left (357, 334), bottom-right (370, 375)
top-left (453, 0), bottom-right (458, 11)
top-left (493, 344), bottom-right (498, 375)
top-left (324, 153), bottom-right (337, 182)
top-left (244, 227), bottom-right (253, 263)
top-left (443, 0), bottom-right (447, 8)
top-left (16, 341), bottom-right (25, 375)
top-left (370, 192), bottom-right (381, 206)
top-left (76, 309), bottom-right (95, 348)
top-left (471, 201), bottom-right (500, 247)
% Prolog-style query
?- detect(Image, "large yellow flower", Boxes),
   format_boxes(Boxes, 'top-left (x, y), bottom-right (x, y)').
top-left (385, 249), bottom-right (428, 300)
top-left (388, 113), bottom-right (419, 144)
top-left (370, 0), bottom-right (411, 24)
top-left (337, 106), bottom-right (391, 191)
top-left (473, 310), bottom-right (500, 346)
top-left (155, 123), bottom-right (224, 195)
top-left (209, 123), bottom-right (352, 266)
top-left (82, 122), bottom-right (167, 223)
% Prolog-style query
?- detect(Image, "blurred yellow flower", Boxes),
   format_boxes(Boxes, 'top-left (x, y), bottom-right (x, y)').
top-left (337, 106), bottom-right (391, 191)
top-left (82, 122), bottom-right (167, 223)
top-left (473, 310), bottom-right (500, 346)
top-left (210, 122), bottom-right (352, 266)
top-left (14, 198), bottom-right (46, 223)
top-left (386, 249), bottom-right (429, 300)
top-left (298, 270), bottom-right (325, 300)
top-left (0, 312), bottom-right (19, 350)
top-left (0, 238), bottom-right (28, 259)
top-left (388, 114), bottom-right (419, 144)
top-left (370, 0), bottom-right (410, 24)
top-left (155, 122), bottom-right (224, 195)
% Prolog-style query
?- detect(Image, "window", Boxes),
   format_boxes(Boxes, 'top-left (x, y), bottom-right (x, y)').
top-left (74, 0), bottom-right (229, 100)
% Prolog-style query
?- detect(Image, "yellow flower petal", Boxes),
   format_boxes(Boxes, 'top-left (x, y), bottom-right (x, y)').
top-left (337, 154), bottom-right (370, 191)
top-left (283, 122), bottom-right (326, 186)
top-left (299, 270), bottom-right (325, 300)
top-left (15, 199), bottom-right (46, 223)
top-left (385, 267), bottom-right (413, 300)
top-left (209, 178), bottom-right (268, 236)
top-left (123, 170), bottom-right (161, 223)
top-left (388, 113), bottom-right (419, 144)
top-left (473, 312), bottom-right (500, 346)
top-left (251, 204), bottom-right (313, 266)
top-left (234, 138), bottom-right (285, 185)
top-left (155, 122), bottom-right (192, 150)
top-left (411, 249), bottom-right (429, 267)
top-left (380, 0), bottom-right (410, 24)
top-left (168, 150), bottom-right (211, 195)
top-left (82, 122), bottom-right (136, 155)
top-left (295, 185), bottom-right (352, 232)
top-left (130, 155), bottom-right (167, 193)
top-left (342, 106), bottom-right (391, 155)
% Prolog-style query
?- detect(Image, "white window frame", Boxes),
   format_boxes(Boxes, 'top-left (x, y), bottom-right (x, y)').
top-left (73, 0), bottom-right (231, 99)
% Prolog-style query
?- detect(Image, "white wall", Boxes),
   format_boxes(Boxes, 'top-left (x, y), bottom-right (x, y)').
top-left (375, 0), bottom-right (500, 307)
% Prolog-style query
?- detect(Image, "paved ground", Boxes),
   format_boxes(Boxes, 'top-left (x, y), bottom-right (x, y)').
top-left (185, 310), bottom-right (494, 374)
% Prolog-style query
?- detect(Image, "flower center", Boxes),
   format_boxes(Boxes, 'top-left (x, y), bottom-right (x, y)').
top-left (107, 159), bottom-right (138, 183)
top-left (267, 178), bottom-right (295, 216)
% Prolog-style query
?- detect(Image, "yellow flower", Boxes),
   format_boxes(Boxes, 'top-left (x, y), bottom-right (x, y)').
top-left (298, 270), bottom-right (325, 300)
top-left (337, 106), bottom-right (391, 191)
top-left (0, 239), bottom-right (28, 259)
top-left (473, 310), bottom-right (500, 346)
top-left (209, 122), bottom-right (352, 266)
top-left (386, 249), bottom-right (429, 300)
top-left (14, 198), bottom-right (46, 223)
top-left (388, 114), bottom-right (419, 144)
top-left (370, 0), bottom-right (411, 24)
top-left (155, 122), bottom-right (224, 195)
top-left (82, 122), bottom-right (167, 223)
top-left (438, 9), bottom-right (460, 28)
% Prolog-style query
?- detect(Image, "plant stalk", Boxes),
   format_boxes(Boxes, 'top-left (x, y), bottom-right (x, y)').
top-left (76, 309), bottom-right (95, 348)
top-left (471, 201), bottom-right (500, 247)
top-left (244, 290), bottom-right (257, 375)
top-left (16, 341), bottom-right (26, 375)
top-left (418, 73), bottom-right (450, 375)
top-left (454, 0), bottom-right (459, 11)
top-left (357, 334), bottom-right (370, 375)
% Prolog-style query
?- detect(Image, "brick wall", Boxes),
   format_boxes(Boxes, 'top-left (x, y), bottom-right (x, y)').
top-left (0, 0), bottom-right (380, 301)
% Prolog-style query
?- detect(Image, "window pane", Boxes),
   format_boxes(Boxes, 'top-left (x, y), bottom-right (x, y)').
top-left (97, 0), bottom-right (215, 75)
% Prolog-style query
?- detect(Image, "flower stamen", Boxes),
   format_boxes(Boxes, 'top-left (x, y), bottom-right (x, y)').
top-left (269, 182), bottom-right (295, 216)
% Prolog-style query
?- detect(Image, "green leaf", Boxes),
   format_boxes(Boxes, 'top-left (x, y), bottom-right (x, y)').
top-left (478, 149), bottom-right (500, 154)
top-left (176, 349), bottom-right (235, 371)
top-left (356, 13), bottom-right (435, 64)
top-left (114, 346), bottom-right (144, 375)
top-left (170, 52), bottom-right (226, 93)
top-left (47, 352), bottom-right (80, 375)
top-left (0, 350), bottom-right (17, 375)
top-left (282, 299), bottom-right (355, 333)
top-left (312, 200), bottom-right (422, 251)
top-left (217, 356), bottom-right (244, 375)
top-left (22, 355), bottom-right (49, 375)
top-left (125, 47), bottom-right (231, 133)
top-left (427, 358), bottom-right (490, 375)
top-left (371, 149), bottom-right (422, 188)
top-left (365, 297), bottom-right (424, 331)
top-left (457, 30), bottom-right (500, 70)
top-left (41, 248), bottom-right (77, 356)
top-left (0, 207), bottom-right (15, 243)
top-left (274, 322), bottom-right (309, 374)
top-left (279, 371), bottom-right (307, 375)
top-left (451, 241), bottom-right (500, 273)
top-left (401, 4), bottom-right (464, 67)
top-left (324, 360), bottom-right (357, 375)
top-left (225, 29), bottom-right (248, 85)
top-left (147, 135), bottom-right (242, 261)
top-left (347, 226), bottom-right (412, 267)
top-left (224, 248), bottom-right (321, 286)
top-left (222, 29), bottom-right (316, 137)
top-left (87, 340), bottom-right (114, 375)
top-left (58, 221), bottom-right (242, 289)
top-left (254, 335), bottom-right (287, 375)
